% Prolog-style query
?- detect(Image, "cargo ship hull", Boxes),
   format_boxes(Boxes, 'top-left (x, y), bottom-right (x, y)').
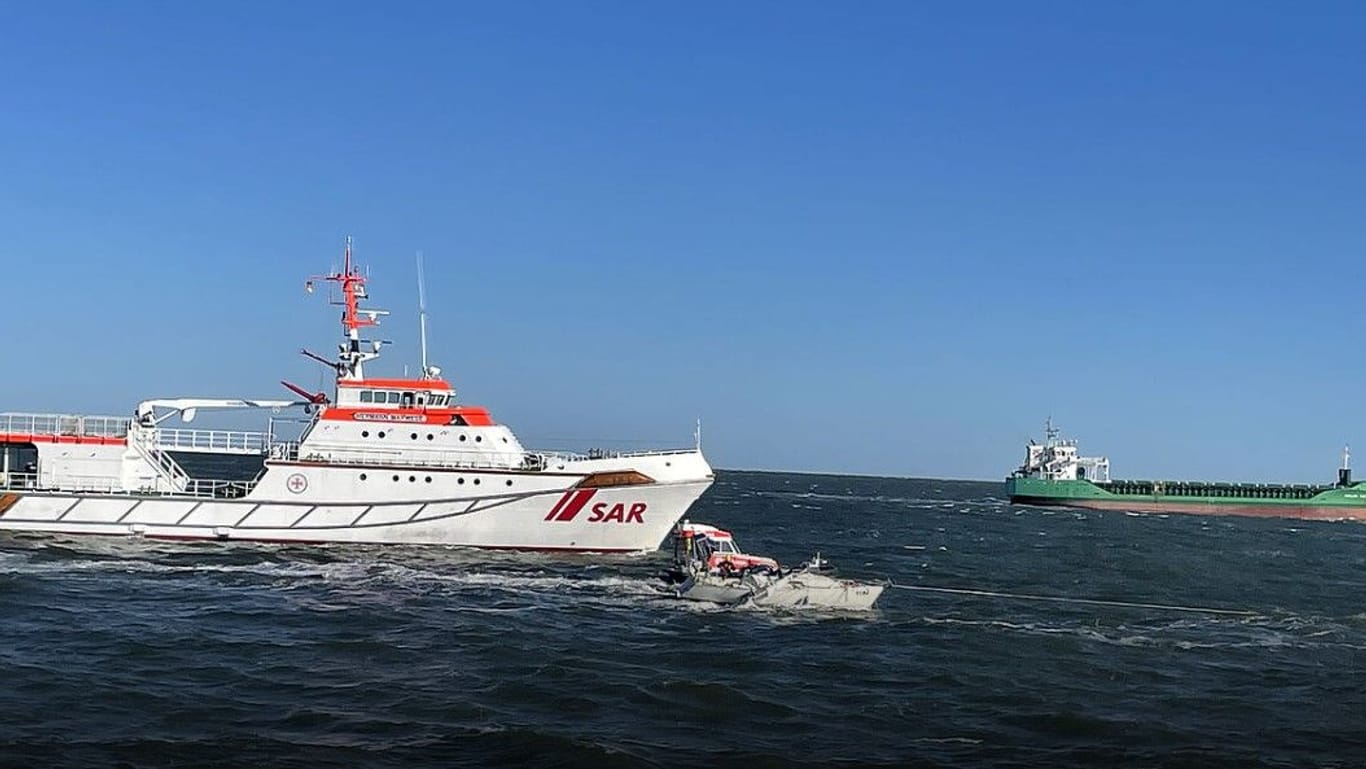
top-left (1007, 477), bottom-right (1366, 523)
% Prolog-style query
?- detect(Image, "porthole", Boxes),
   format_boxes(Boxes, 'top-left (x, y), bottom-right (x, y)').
top-left (362, 431), bottom-right (370, 438)
top-left (427, 434), bottom-right (434, 441)
top-left (378, 431), bottom-right (387, 439)
top-left (411, 433), bottom-right (418, 440)
top-left (475, 436), bottom-right (483, 443)
top-left (506, 480), bottom-right (513, 486)
top-left (409, 475), bottom-right (416, 483)
top-left (424, 476), bottom-right (432, 483)
top-left (458, 477), bottom-right (466, 485)
top-left (474, 478), bottom-right (481, 485)
top-left (360, 473), bottom-right (367, 481)
top-left (459, 435), bottom-right (467, 442)
top-left (392, 474), bottom-right (400, 482)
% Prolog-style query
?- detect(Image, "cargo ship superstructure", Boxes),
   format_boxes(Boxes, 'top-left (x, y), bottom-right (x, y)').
top-left (1005, 420), bottom-right (1366, 522)
top-left (0, 240), bottom-right (713, 549)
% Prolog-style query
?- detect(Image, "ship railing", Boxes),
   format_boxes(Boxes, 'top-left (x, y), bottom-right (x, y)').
top-left (271, 443), bottom-right (529, 470)
top-left (0, 471), bottom-right (121, 494)
top-left (153, 427), bottom-right (270, 455)
top-left (0, 471), bottom-right (258, 499)
top-left (182, 478), bottom-right (257, 499)
top-left (128, 426), bottom-right (192, 493)
top-left (269, 441), bottom-right (302, 461)
top-left (542, 447), bottom-right (701, 461)
top-left (261, 442), bottom-right (700, 472)
top-left (0, 413), bottom-right (132, 440)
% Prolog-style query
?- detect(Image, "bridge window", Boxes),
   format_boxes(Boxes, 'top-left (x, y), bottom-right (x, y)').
top-left (387, 391), bottom-right (402, 405)
top-left (359, 391), bottom-right (373, 403)
top-left (416, 394), bottom-right (426, 406)
top-left (401, 392), bottom-right (415, 408)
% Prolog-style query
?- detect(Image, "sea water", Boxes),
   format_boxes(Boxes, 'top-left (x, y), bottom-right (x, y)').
top-left (2, 470), bottom-right (1363, 767)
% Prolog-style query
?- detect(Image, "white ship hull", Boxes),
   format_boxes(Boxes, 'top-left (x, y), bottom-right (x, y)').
top-left (0, 453), bottom-right (712, 551)
top-left (0, 480), bottom-right (709, 550)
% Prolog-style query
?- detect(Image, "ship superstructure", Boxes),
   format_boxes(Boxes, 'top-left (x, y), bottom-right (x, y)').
top-left (1014, 418), bottom-right (1111, 482)
top-left (0, 240), bottom-right (713, 549)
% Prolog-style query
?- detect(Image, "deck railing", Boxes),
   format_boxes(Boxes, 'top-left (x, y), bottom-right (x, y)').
top-left (0, 413), bottom-right (131, 439)
top-left (268, 442), bottom-right (530, 470)
top-left (266, 443), bottom-right (700, 471)
top-left (153, 428), bottom-right (270, 454)
top-left (0, 471), bottom-right (258, 499)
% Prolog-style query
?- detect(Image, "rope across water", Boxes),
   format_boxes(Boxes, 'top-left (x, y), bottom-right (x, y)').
top-left (888, 583), bottom-right (1258, 616)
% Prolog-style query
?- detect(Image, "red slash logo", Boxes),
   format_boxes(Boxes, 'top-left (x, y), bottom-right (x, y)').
top-left (544, 489), bottom-right (596, 521)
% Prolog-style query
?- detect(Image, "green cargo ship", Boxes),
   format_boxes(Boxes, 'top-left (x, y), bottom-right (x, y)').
top-left (1005, 421), bottom-right (1366, 522)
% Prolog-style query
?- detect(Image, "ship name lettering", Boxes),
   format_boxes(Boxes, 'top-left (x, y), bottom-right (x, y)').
top-left (588, 502), bottom-right (646, 524)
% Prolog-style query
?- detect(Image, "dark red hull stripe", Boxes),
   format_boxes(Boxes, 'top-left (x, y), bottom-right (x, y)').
top-left (1012, 497), bottom-right (1366, 522)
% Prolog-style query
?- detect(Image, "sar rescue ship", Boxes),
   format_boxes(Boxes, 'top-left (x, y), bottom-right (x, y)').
top-left (1006, 420), bottom-right (1366, 522)
top-left (0, 239), bottom-right (713, 550)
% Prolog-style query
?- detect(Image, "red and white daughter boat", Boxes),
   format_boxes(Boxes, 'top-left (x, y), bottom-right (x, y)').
top-left (0, 240), bottom-right (713, 550)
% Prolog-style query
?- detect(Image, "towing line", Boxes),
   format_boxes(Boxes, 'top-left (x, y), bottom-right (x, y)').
top-left (887, 583), bottom-right (1257, 617)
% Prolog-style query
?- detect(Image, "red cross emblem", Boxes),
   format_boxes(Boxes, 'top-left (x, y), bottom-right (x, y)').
top-left (286, 473), bottom-right (308, 494)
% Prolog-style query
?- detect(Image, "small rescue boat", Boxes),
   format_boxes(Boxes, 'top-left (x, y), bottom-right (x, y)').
top-left (665, 521), bottom-right (885, 610)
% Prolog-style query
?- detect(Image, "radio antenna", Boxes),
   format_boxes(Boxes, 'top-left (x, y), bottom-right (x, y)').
top-left (417, 250), bottom-right (430, 378)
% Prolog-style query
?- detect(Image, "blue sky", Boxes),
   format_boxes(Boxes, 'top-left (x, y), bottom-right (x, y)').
top-left (3, 2), bottom-right (1365, 481)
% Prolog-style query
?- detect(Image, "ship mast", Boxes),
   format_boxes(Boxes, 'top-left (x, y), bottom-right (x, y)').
top-left (306, 237), bottom-right (389, 382)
